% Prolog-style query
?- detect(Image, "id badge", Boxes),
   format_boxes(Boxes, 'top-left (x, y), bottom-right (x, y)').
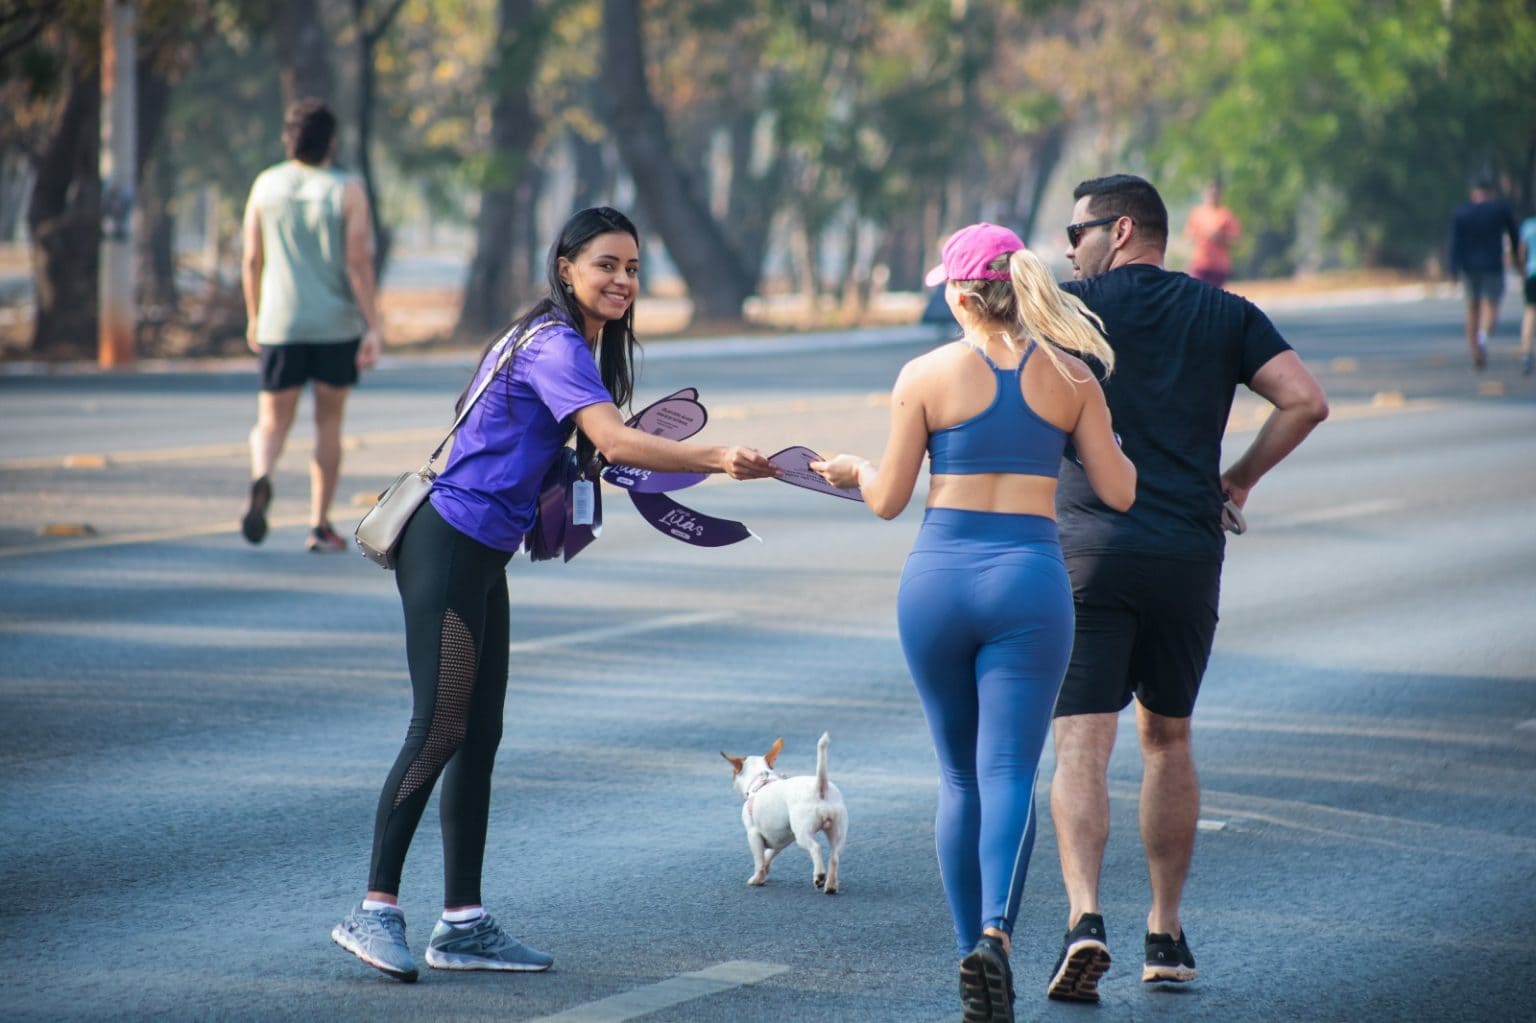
top-left (572, 479), bottom-right (595, 526)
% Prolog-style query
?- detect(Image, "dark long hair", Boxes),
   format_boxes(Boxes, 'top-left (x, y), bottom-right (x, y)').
top-left (457, 206), bottom-right (641, 467)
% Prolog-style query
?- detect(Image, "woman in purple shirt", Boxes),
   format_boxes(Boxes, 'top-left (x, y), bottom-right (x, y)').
top-left (332, 207), bottom-right (775, 983)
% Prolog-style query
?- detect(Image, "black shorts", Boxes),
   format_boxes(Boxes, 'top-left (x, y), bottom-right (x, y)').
top-left (257, 339), bottom-right (361, 392)
top-left (1524, 274), bottom-right (1536, 305)
top-left (1053, 553), bottom-right (1221, 720)
top-left (1461, 270), bottom-right (1505, 304)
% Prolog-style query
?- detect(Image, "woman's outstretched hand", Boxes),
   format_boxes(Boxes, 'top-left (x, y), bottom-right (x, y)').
top-left (722, 446), bottom-right (776, 480)
top-left (809, 453), bottom-right (867, 489)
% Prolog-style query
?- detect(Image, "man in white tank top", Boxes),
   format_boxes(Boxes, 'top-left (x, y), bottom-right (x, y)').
top-left (240, 98), bottom-right (383, 552)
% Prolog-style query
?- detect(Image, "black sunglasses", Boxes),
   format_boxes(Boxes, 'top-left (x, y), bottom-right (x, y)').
top-left (1066, 215), bottom-right (1119, 248)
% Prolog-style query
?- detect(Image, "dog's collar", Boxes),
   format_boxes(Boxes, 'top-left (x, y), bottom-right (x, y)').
top-left (744, 771), bottom-right (779, 798)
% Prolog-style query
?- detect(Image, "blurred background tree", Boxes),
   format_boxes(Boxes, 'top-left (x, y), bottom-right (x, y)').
top-left (0, 0), bottom-right (1530, 356)
top-left (1151, 0), bottom-right (1536, 274)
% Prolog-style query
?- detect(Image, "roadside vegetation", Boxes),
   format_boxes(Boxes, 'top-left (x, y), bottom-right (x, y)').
top-left (0, 0), bottom-right (1531, 358)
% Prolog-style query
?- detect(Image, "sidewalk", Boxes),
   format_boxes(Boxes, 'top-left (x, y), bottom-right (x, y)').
top-left (0, 271), bottom-right (1465, 378)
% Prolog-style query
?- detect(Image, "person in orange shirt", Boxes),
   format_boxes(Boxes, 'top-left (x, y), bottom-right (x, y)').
top-left (1183, 181), bottom-right (1241, 289)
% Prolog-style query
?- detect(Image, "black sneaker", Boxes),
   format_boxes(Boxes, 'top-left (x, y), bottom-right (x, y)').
top-left (1046, 911), bottom-right (1111, 1002)
top-left (960, 934), bottom-right (1014, 1023)
top-left (1143, 929), bottom-right (1197, 984)
top-left (241, 476), bottom-right (272, 544)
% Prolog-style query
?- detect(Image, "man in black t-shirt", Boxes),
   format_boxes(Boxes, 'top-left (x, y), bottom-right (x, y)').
top-left (1043, 175), bottom-right (1329, 1004)
top-left (1447, 177), bottom-right (1519, 370)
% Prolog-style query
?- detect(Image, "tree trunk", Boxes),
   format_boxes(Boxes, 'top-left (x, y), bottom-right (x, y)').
top-left (569, 127), bottom-right (611, 212)
top-left (135, 55), bottom-right (176, 317)
top-left (724, 111), bottom-right (780, 289)
top-left (0, 150), bottom-right (31, 241)
top-left (838, 216), bottom-right (868, 318)
top-left (276, 0), bottom-right (334, 105)
top-left (351, 0), bottom-right (409, 277)
top-left (27, 68), bottom-right (100, 356)
top-left (136, 148), bottom-right (177, 315)
top-left (1013, 122), bottom-right (1066, 244)
top-left (791, 213), bottom-right (818, 316)
top-left (598, 0), bottom-right (753, 324)
top-left (884, 215), bottom-right (926, 293)
top-left (27, 28), bottom-right (177, 357)
top-left (513, 160), bottom-right (543, 299)
top-left (456, 0), bottom-right (547, 338)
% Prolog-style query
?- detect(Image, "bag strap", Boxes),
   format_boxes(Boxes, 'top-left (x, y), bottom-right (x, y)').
top-left (425, 320), bottom-right (559, 465)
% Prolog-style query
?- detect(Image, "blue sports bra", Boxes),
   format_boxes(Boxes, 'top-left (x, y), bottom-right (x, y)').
top-left (927, 340), bottom-right (1067, 477)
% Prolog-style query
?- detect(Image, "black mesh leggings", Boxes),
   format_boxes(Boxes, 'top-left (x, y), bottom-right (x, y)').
top-left (367, 500), bottom-right (512, 906)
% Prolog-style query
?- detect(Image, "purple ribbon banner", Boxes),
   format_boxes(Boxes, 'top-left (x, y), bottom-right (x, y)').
top-left (629, 387), bottom-right (707, 437)
top-left (604, 387), bottom-right (759, 548)
top-left (600, 386), bottom-right (710, 492)
top-left (601, 463), bottom-right (708, 494)
top-left (628, 490), bottom-right (758, 547)
top-left (767, 445), bottom-right (864, 502)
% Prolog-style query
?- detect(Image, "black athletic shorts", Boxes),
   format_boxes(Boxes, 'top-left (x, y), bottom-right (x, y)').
top-left (1053, 553), bottom-right (1221, 720)
top-left (257, 339), bottom-right (361, 392)
top-left (1461, 270), bottom-right (1505, 304)
top-left (1524, 274), bottom-right (1536, 305)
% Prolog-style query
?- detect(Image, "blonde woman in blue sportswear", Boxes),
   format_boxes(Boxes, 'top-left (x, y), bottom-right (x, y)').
top-left (813, 223), bottom-right (1135, 1023)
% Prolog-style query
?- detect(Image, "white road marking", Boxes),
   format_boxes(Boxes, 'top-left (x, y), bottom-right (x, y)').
top-left (1201, 715), bottom-right (1526, 749)
top-left (525, 960), bottom-right (790, 1023)
top-left (1197, 819), bottom-right (1227, 832)
top-left (1279, 498), bottom-right (1406, 527)
top-left (1516, 720), bottom-right (1536, 733)
top-left (506, 611), bottom-right (736, 653)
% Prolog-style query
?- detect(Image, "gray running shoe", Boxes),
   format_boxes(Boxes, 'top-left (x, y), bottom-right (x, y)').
top-left (331, 903), bottom-right (418, 982)
top-left (425, 914), bottom-right (553, 972)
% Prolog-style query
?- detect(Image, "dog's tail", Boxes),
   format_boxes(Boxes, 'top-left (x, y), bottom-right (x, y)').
top-left (815, 731), bottom-right (831, 800)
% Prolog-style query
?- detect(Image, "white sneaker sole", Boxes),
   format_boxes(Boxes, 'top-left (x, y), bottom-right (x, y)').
top-left (1142, 962), bottom-right (1197, 983)
top-left (1047, 940), bottom-right (1110, 1001)
top-left (331, 925), bottom-right (418, 982)
top-left (425, 948), bottom-right (553, 972)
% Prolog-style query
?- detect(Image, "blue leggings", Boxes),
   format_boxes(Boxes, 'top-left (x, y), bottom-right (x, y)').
top-left (897, 508), bottom-right (1074, 957)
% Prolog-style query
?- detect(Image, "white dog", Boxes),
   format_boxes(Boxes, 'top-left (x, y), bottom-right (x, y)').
top-left (721, 732), bottom-right (848, 894)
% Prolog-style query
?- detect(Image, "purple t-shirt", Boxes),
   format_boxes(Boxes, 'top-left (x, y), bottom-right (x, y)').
top-left (430, 317), bottom-right (613, 552)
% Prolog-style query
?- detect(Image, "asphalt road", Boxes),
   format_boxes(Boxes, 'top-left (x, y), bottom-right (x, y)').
top-left (1, 295), bottom-right (1533, 1022)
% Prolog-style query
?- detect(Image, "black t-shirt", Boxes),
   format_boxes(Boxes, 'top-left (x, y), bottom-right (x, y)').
top-left (1448, 199), bottom-right (1519, 275)
top-left (1057, 263), bottom-right (1291, 562)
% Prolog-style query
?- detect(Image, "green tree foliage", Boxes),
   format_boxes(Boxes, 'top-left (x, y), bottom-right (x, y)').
top-left (9, 0), bottom-right (1532, 350)
top-left (2, 0), bottom-right (222, 353)
top-left (1153, 0), bottom-right (1536, 272)
top-left (372, 0), bottom-right (500, 219)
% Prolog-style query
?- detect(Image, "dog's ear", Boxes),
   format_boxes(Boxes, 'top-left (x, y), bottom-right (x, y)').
top-left (721, 750), bottom-right (745, 775)
top-left (764, 737), bottom-right (784, 767)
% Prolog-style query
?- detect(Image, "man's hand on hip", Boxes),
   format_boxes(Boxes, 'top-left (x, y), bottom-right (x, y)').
top-left (356, 327), bottom-right (382, 370)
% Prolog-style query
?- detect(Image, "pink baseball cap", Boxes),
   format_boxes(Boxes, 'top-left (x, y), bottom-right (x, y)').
top-left (924, 223), bottom-right (1025, 287)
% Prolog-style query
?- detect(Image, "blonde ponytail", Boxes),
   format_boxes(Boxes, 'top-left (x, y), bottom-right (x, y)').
top-left (1007, 249), bottom-right (1115, 379)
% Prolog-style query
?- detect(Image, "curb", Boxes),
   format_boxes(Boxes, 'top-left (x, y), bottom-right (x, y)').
top-left (0, 282), bottom-right (1461, 379)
